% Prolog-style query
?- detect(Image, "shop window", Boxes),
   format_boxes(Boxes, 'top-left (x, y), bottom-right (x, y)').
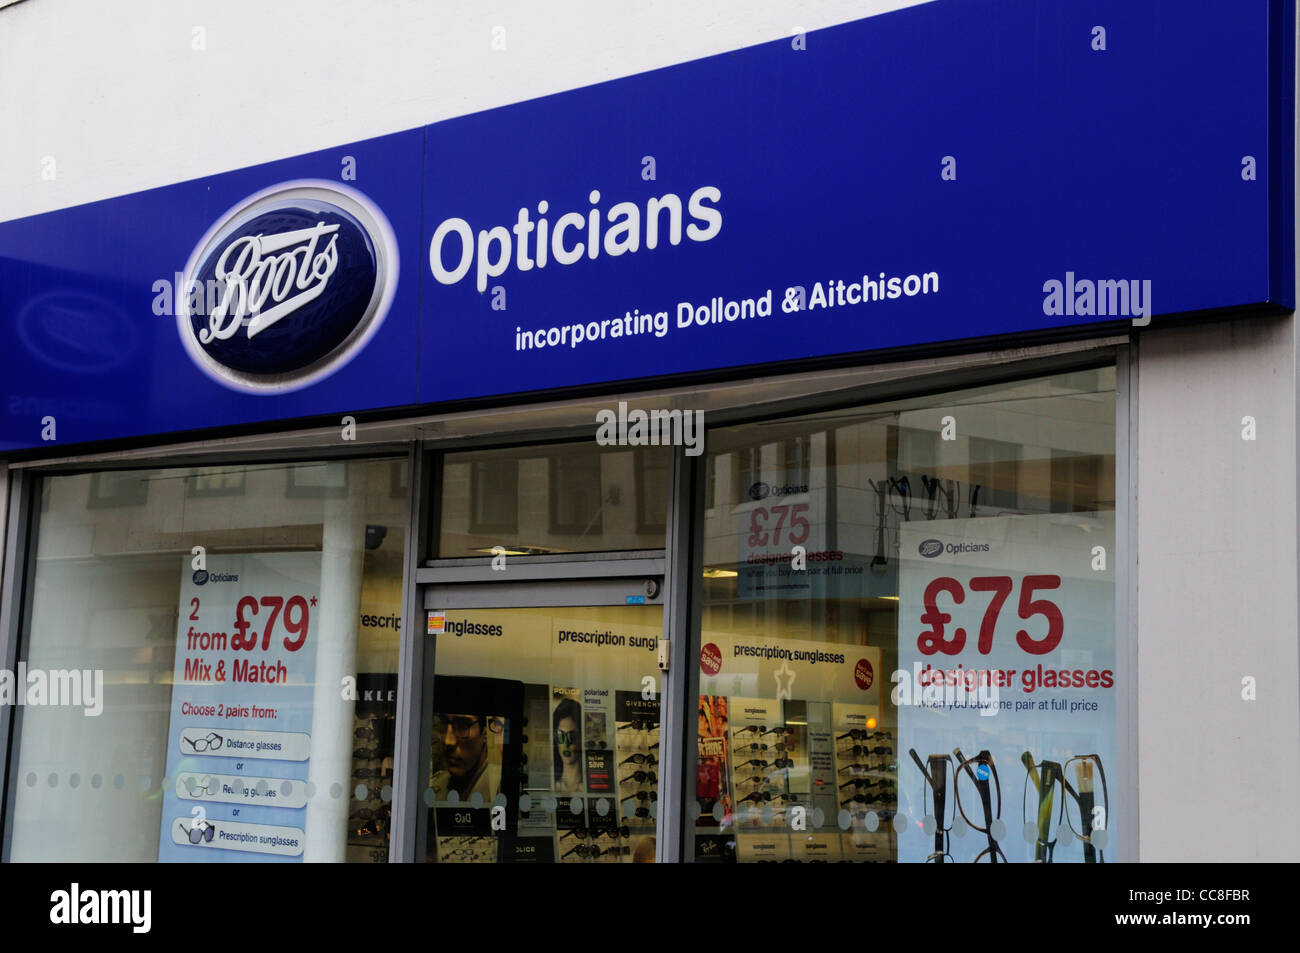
top-left (691, 367), bottom-right (1117, 864)
top-left (635, 449), bottom-right (669, 535)
top-left (549, 451), bottom-right (603, 536)
top-left (5, 457), bottom-right (407, 863)
top-left (437, 441), bottom-right (670, 557)
top-left (469, 461), bottom-right (519, 535)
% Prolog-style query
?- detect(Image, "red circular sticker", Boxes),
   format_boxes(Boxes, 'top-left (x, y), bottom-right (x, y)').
top-left (854, 658), bottom-right (874, 690)
top-left (700, 642), bottom-right (722, 676)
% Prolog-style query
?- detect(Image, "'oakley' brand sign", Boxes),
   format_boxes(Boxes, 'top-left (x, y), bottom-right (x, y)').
top-left (176, 181), bottom-right (399, 393)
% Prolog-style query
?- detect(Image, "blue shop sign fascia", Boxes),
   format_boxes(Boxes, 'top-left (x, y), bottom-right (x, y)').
top-left (0, 0), bottom-right (1292, 452)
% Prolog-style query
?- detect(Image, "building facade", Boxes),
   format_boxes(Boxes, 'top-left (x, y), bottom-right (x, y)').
top-left (0, 0), bottom-right (1297, 863)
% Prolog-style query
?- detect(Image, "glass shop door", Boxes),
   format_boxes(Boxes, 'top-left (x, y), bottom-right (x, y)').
top-left (415, 575), bottom-right (666, 864)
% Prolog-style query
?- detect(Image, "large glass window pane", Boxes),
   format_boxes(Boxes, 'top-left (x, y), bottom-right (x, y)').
top-left (438, 441), bottom-right (671, 556)
top-left (691, 368), bottom-right (1116, 863)
top-left (422, 605), bottom-right (663, 863)
top-left (6, 457), bottom-right (408, 863)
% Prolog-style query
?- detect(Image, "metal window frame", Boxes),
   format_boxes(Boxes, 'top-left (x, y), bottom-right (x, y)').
top-left (0, 336), bottom-right (1132, 865)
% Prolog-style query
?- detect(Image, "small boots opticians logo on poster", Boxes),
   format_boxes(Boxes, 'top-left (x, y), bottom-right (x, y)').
top-left (175, 181), bottom-right (399, 394)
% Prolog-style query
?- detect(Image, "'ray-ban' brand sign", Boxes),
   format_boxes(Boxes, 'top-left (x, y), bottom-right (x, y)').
top-left (175, 181), bottom-right (399, 394)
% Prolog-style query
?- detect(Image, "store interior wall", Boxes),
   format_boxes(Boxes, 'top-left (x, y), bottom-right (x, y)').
top-left (1135, 313), bottom-right (1300, 861)
top-left (0, 0), bottom-right (932, 223)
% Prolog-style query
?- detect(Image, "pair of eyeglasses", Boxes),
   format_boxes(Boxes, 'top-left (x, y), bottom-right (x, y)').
top-left (181, 731), bottom-right (223, 753)
top-left (621, 770), bottom-right (656, 784)
top-left (620, 754), bottom-right (657, 766)
top-left (621, 790), bottom-right (657, 803)
top-left (771, 757), bottom-right (794, 769)
top-left (738, 791), bottom-right (792, 804)
top-left (183, 775), bottom-right (217, 796)
top-left (841, 744), bottom-right (892, 756)
top-left (735, 725), bottom-right (764, 736)
top-left (441, 716), bottom-right (483, 738)
top-left (954, 747), bottom-right (1007, 863)
top-left (736, 758), bottom-right (770, 769)
top-left (837, 729), bottom-right (872, 741)
top-left (735, 743), bottom-right (768, 752)
top-left (562, 844), bottom-right (631, 859)
top-left (355, 726), bottom-right (379, 741)
top-left (354, 747), bottom-right (383, 760)
top-left (763, 726), bottom-right (796, 737)
top-left (354, 767), bottom-right (383, 779)
top-left (1021, 752), bottom-right (1110, 864)
top-left (619, 720), bottom-right (657, 731)
top-left (177, 820), bottom-right (215, 844)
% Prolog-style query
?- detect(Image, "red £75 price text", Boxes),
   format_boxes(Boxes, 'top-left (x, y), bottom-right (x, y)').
top-left (918, 575), bottom-right (1063, 656)
top-left (230, 595), bottom-right (312, 652)
top-left (747, 503), bottom-right (811, 547)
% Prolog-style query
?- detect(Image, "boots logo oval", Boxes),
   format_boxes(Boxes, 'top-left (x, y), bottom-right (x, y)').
top-left (175, 181), bottom-right (399, 393)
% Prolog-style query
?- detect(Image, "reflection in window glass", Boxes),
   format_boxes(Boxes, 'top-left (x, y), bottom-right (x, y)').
top-left (438, 441), bottom-right (670, 557)
top-left (7, 457), bottom-right (407, 863)
top-left (691, 368), bottom-right (1116, 863)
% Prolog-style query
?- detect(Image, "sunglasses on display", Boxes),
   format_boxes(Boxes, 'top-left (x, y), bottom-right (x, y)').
top-left (621, 790), bottom-right (657, 803)
top-left (734, 743), bottom-right (769, 752)
top-left (353, 768), bottom-right (383, 779)
top-left (355, 726), bottom-right (379, 741)
top-left (621, 771), bottom-right (657, 784)
top-left (619, 720), bottom-right (658, 732)
top-left (837, 729), bottom-right (872, 741)
top-left (737, 791), bottom-right (792, 804)
top-left (353, 747), bottom-right (383, 760)
top-left (735, 725), bottom-right (764, 736)
top-left (762, 726), bottom-right (796, 737)
top-left (628, 806), bottom-right (652, 818)
top-left (772, 757), bottom-right (794, 770)
top-left (736, 759), bottom-right (769, 769)
top-left (619, 754), bottom-right (657, 766)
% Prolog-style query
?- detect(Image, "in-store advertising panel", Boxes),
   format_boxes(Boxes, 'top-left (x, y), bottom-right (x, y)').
top-left (896, 514), bottom-right (1116, 863)
top-left (159, 553), bottom-right (322, 862)
top-left (0, 0), bottom-right (1289, 451)
top-left (697, 630), bottom-right (888, 861)
top-left (426, 607), bottom-right (662, 863)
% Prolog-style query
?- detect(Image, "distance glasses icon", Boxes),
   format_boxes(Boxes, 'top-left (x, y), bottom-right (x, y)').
top-left (181, 731), bottom-right (223, 753)
top-left (178, 820), bottom-right (216, 844)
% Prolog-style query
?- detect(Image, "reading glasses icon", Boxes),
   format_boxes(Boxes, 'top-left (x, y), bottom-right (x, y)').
top-left (182, 731), bottom-right (223, 753)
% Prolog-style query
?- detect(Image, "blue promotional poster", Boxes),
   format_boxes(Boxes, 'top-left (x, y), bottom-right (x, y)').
top-left (159, 553), bottom-right (321, 862)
